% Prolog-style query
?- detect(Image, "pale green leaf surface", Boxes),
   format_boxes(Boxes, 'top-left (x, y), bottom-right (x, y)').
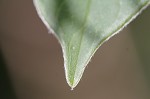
top-left (33, 0), bottom-right (150, 89)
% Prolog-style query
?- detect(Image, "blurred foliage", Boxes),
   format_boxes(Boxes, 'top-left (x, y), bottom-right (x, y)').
top-left (131, 6), bottom-right (150, 89)
top-left (0, 51), bottom-right (16, 99)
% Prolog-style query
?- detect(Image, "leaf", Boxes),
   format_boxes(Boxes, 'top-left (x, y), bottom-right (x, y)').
top-left (33, 0), bottom-right (150, 89)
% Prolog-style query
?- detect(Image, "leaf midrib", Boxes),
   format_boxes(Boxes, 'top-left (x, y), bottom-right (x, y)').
top-left (69, 0), bottom-right (92, 87)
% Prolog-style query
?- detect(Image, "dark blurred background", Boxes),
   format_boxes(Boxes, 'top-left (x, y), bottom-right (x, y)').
top-left (0, 0), bottom-right (150, 99)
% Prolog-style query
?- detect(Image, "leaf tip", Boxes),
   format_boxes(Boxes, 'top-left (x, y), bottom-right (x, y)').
top-left (67, 79), bottom-right (75, 90)
top-left (66, 76), bottom-right (79, 90)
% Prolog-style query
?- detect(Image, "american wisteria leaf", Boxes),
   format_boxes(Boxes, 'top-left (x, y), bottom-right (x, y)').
top-left (33, 0), bottom-right (150, 89)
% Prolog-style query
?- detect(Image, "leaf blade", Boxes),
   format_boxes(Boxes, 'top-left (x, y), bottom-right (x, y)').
top-left (33, 0), bottom-right (150, 89)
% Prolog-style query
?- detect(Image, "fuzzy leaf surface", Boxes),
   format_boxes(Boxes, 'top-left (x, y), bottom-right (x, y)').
top-left (34, 0), bottom-right (150, 89)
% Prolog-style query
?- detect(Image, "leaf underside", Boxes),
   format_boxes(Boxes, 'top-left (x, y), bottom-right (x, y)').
top-left (33, 0), bottom-right (150, 89)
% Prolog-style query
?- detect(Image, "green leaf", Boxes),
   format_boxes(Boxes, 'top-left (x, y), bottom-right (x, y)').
top-left (33, 0), bottom-right (150, 89)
